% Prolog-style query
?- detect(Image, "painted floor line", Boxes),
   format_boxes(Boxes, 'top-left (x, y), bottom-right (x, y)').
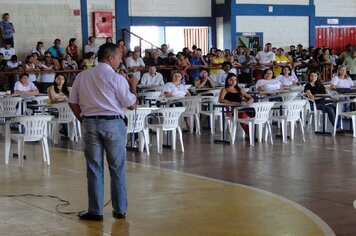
top-left (52, 147), bottom-right (336, 236)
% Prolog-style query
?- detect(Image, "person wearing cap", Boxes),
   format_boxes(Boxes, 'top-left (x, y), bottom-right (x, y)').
top-left (69, 43), bottom-right (137, 221)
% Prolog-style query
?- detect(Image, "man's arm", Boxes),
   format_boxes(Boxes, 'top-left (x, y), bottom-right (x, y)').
top-left (68, 103), bottom-right (83, 121)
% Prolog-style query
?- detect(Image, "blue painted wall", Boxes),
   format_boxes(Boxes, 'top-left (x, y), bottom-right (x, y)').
top-left (80, 0), bottom-right (88, 52)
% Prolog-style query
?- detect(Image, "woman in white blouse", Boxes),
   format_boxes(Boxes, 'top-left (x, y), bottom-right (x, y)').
top-left (275, 66), bottom-right (298, 87)
top-left (330, 65), bottom-right (354, 90)
top-left (163, 71), bottom-right (191, 98)
top-left (256, 68), bottom-right (283, 92)
top-left (14, 73), bottom-right (39, 96)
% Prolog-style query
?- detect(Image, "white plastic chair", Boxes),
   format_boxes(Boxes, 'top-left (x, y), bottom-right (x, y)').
top-left (5, 115), bottom-right (53, 166)
top-left (334, 98), bottom-right (356, 137)
top-left (180, 97), bottom-right (202, 134)
top-left (279, 91), bottom-right (299, 101)
top-left (49, 102), bottom-right (80, 144)
top-left (0, 97), bottom-right (23, 135)
top-left (198, 88), bottom-right (221, 97)
top-left (199, 96), bottom-right (223, 135)
top-left (142, 91), bottom-right (162, 107)
top-left (124, 108), bottom-right (152, 154)
top-left (272, 100), bottom-right (307, 143)
top-left (30, 95), bottom-right (49, 115)
top-left (232, 102), bottom-right (275, 146)
top-left (147, 107), bottom-right (186, 154)
top-left (0, 97), bottom-right (23, 115)
top-left (305, 98), bottom-right (326, 132)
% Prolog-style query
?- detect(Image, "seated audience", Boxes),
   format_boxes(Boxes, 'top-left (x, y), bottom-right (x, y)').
top-left (48, 73), bottom-right (70, 103)
top-left (0, 40), bottom-right (15, 60)
top-left (117, 39), bottom-right (127, 61)
top-left (176, 52), bottom-right (191, 84)
top-left (304, 69), bottom-right (337, 129)
top-left (140, 66), bottom-right (164, 86)
top-left (330, 65), bottom-right (353, 90)
top-left (24, 55), bottom-right (40, 83)
top-left (343, 51), bottom-right (356, 80)
top-left (273, 48), bottom-right (291, 77)
top-left (84, 36), bottom-right (98, 56)
top-left (163, 71), bottom-right (191, 98)
top-left (219, 73), bottom-right (254, 134)
top-left (190, 48), bottom-right (208, 81)
top-left (80, 52), bottom-right (96, 69)
top-left (31, 41), bottom-right (45, 60)
top-left (125, 51), bottom-right (145, 81)
top-left (210, 50), bottom-right (225, 79)
top-left (215, 61), bottom-right (232, 85)
top-left (61, 54), bottom-right (78, 70)
top-left (275, 66), bottom-right (298, 87)
top-left (256, 68), bottom-right (283, 92)
top-left (66, 38), bottom-right (80, 62)
top-left (14, 73), bottom-right (39, 96)
top-left (195, 68), bottom-right (215, 89)
top-left (48, 39), bottom-right (65, 59)
top-left (158, 44), bottom-right (169, 58)
top-left (38, 56), bottom-right (56, 93)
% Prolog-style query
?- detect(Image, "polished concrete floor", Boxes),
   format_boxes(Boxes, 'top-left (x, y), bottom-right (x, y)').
top-left (1, 124), bottom-right (356, 235)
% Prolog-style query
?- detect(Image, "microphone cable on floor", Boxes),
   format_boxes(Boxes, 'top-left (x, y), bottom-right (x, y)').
top-left (0, 193), bottom-right (111, 215)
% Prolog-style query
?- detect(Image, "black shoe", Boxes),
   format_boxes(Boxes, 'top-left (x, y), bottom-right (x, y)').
top-left (78, 211), bottom-right (103, 221)
top-left (112, 211), bottom-right (126, 219)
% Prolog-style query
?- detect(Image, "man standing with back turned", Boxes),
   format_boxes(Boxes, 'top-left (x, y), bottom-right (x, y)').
top-left (69, 43), bottom-right (137, 221)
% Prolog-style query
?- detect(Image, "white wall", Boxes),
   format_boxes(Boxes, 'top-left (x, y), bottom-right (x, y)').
top-left (236, 16), bottom-right (309, 50)
top-left (236, 0), bottom-right (308, 4)
top-left (0, 0), bottom-right (81, 60)
top-left (314, 0), bottom-right (356, 17)
top-left (87, 0), bottom-right (116, 45)
top-left (216, 17), bottom-right (224, 49)
top-left (129, 0), bottom-right (211, 17)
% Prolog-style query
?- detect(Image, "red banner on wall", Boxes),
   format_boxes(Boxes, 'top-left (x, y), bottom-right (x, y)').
top-left (93, 12), bottom-right (113, 38)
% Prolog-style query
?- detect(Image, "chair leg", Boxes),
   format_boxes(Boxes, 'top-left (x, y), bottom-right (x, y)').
top-left (177, 127), bottom-right (184, 152)
top-left (267, 122), bottom-right (273, 145)
top-left (157, 129), bottom-right (163, 154)
top-left (210, 114), bottom-right (215, 135)
top-left (171, 129), bottom-right (177, 150)
top-left (299, 119), bottom-right (305, 142)
top-left (42, 138), bottom-right (51, 166)
top-left (138, 132), bottom-right (145, 152)
top-left (352, 116), bottom-right (356, 138)
top-left (249, 122), bottom-right (254, 146)
top-left (5, 124), bottom-right (11, 165)
top-left (290, 121), bottom-right (295, 140)
top-left (195, 114), bottom-right (201, 135)
top-left (281, 120), bottom-right (287, 143)
top-left (143, 128), bottom-right (150, 155)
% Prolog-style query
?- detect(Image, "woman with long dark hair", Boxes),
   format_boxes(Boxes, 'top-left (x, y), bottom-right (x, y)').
top-left (48, 73), bottom-right (70, 103)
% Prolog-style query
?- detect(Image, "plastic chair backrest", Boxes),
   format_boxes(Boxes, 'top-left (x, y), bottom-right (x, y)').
top-left (33, 95), bottom-right (50, 105)
top-left (251, 102), bottom-right (275, 124)
top-left (124, 108), bottom-right (152, 133)
top-left (180, 97), bottom-right (202, 113)
top-left (283, 100), bottom-right (307, 121)
top-left (50, 102), bottom-right (76, 122)
top-left (11, 115), bottom-right (53, 141)
top-left (143, 91), bottom-right (162, 100)
top-left (155, 107), bottom-right (186, 129)
top-left (279, 92), bottom-right (299, 101)
top-left (0, 97), bottom-right (22, 115)
top-left (199, 89), bottom-right (221, 97)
